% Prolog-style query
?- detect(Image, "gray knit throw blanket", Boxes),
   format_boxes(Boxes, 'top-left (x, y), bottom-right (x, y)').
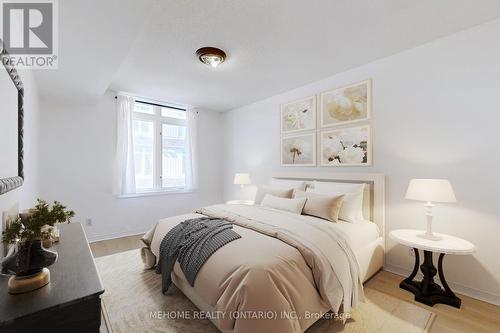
top-left (156, 217), bottom-right (241, 294)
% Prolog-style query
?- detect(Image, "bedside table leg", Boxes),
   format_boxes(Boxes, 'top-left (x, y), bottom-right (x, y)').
top-left (399, 250), bottom-right (462, 308)
top-left (400, 248), bottom-right (420, 295)
top-left (437, 253), bottom-right (462, 308)
top-left (420, 250), bottom-right (441, 295)
top-left (405, 248), bottom-right (420, 283)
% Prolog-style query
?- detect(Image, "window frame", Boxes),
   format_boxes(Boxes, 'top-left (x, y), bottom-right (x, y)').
top-left (132, 100), bottom-right (187, 194)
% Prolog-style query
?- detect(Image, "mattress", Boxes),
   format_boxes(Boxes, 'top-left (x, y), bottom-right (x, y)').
top-left (332, 220), bottom-right (380, 251)
top-left (326, 219), bottom-right (382, 281)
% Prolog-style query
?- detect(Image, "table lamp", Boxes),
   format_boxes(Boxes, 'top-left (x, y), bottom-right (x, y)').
top-left (405, 179), bottom-right (456, 241)
top-left (233, 173), bottom-right (251, 190)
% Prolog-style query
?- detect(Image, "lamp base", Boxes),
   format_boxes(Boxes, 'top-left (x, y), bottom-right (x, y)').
top-left (417, 233), bottom-right (442, 241)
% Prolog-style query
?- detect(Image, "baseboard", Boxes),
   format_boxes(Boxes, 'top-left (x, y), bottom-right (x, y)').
top-left (384, 263), bottom-right (500, 306)
top-left (87, 229), bottom-right (147, 243)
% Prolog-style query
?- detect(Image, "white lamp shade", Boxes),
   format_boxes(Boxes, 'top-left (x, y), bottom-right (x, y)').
top-left (405, 179), bottom-right (456, 203)
top-left (233, 173), bottom-right (251, 185)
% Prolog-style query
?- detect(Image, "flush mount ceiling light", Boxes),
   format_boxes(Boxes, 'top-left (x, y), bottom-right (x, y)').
top-left (196, 47), bottom-right (226, 68)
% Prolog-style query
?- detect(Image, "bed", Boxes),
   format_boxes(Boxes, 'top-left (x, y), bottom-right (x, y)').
top-left (140, 173), bottom-right (385, 333)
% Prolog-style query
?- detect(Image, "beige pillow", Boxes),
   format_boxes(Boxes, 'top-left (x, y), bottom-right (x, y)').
top-left (294, 190), bottom-right (345, 222)
top-left (308, 181), bottom-right (365, 222)
top-left (254, 186), bottom-right (294, 204)
top-left (261, 194), bottom-right (307, 214)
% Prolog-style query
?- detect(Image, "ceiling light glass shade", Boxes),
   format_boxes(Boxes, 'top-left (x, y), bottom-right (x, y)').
top-left (201, 54), bottom-right (223, 67)
top-left (405, 179), bottom-right (456, 203)
top-left (196, 47), bottom-right (226, 68)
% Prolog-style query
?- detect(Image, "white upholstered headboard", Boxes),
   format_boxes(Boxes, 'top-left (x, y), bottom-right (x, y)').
top-left (272, 172), bottom-right (385, 238)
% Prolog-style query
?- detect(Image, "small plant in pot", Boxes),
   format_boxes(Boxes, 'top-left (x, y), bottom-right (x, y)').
top-left (1, 199), bottom-right (75, 294)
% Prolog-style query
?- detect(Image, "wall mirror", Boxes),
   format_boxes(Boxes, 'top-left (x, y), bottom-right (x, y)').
top-left (0, 38), bottom-right (24, 195)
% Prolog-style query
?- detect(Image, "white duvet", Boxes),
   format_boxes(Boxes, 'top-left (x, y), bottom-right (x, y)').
top-left (144, 204), bottom-right (365, 332)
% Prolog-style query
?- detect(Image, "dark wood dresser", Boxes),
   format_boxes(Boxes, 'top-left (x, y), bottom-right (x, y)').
top-left (0, 223), bottom-right (104, 332)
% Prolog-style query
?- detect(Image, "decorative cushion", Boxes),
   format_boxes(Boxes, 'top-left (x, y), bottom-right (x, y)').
top-left (294, 190), bottom-right (345, 222)
top-left (261, 194), bottom-right (307, 214)
top-left (308, 181), bottom-right (365, 222)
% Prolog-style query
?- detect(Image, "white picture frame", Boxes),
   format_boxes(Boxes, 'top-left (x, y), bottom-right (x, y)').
top-left (320, 125), bottom-right (372, 166)
top-left (320, 79), bottom-right (371, 128)
top-left (280, 95), bottom-right (316, 134)
top-left (281, 133), bottom-right (316, 166)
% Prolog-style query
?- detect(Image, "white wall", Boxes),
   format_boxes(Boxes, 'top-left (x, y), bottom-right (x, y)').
top-left (222, 19), bottom-right (500, 304)
top-left (0, 70), bottom-right (41, 256)
top-left (39, 91), bottom-right (224, 241)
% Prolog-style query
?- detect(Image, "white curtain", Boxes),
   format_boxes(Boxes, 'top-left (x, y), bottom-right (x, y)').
top-left (184, 108), bottom-right (198, 190)
top-left (114, 95), bottom-right (136, 195)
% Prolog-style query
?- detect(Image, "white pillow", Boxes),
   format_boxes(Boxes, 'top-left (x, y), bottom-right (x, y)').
top-left (308, 181), bottom-right (365, 222)
top-left (254, 186), bottom-right (294, 204)
top-left (270, 179), bottom-right (307, 191)
top-left (261, 194), bottom-right (307, 214)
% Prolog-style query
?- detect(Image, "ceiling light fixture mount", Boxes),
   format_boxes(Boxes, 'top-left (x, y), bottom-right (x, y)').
top-left (196, 47), bottom-right (226, 68)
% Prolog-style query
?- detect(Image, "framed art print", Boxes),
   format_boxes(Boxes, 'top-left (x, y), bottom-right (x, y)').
top-left (320, 125), bottom-right (371, 166)
top-left (280, 96), bottom-right (316, 133)
top-left (320, 79), bottom-right (371, 128)
top-left (281, 133), bottom-right (316, 166)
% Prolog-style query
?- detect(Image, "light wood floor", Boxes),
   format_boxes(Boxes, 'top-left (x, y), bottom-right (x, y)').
top-left (91, 235), bottom-right (500, 333)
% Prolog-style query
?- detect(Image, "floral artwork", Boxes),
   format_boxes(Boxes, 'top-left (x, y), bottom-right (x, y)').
top-left (281, 133), bottom-right (316, 166)
top-left (281, 96), bottom-right (316, 133)
top-left (320, 125), bottom-right (371, 166)
top-left (320, 80), bottom-right (371, 127)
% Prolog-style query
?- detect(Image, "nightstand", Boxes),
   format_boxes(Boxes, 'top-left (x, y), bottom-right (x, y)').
top-left (226, 200), bottom-right (255, 205)
top-left (389, 229), bottom-right (475, 308)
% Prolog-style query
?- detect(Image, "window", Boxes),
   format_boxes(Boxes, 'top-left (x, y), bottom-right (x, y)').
top-left (132, 101), bottom-right (187, 192)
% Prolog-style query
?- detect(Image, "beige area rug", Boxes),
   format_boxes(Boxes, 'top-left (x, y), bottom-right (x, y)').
top-left (96, 250), bottom-right (435, 333)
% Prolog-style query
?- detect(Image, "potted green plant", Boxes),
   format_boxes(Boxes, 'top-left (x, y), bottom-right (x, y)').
top-left (1, 199), bottom-right (75, 294)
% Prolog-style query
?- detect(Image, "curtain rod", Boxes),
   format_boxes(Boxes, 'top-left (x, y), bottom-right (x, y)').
top-left (114, 95), bottom-right (186, 111)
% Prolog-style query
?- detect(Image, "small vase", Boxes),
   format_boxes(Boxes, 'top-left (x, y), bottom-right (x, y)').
top-left (1, 239), bottom-right (58, 294)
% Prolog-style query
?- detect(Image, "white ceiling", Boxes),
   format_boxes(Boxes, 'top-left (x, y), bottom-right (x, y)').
top-left (32, 0), bottom-right (155, 103)
top-left (35, 0), bottom-right (500, 111)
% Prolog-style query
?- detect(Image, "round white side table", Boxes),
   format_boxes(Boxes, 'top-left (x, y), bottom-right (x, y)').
top-left (389, 229), bottom-right (475, 308)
